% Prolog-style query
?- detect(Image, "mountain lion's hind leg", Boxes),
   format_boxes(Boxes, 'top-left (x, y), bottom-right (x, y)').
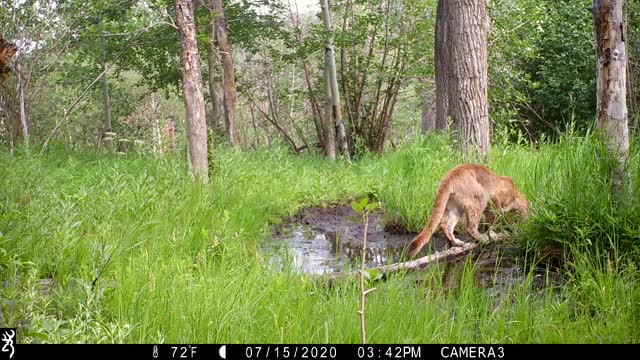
top-left (442, 207), bottom-right (465, 247)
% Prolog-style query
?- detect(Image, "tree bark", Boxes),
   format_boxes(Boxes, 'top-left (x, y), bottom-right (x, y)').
top-left (99, 62), bottom-right (113, 149)
top-left (591, 0), bottom-right (630, 194)
top-left (98, 42), bottom-right (113, 151)
top-left (206, 9), bottom-right (221, 134)
top-left (176, 0), bottom-right (209, 182)
top-left (213, 0), bottom-right (239, 146)
top-left (206, 47), bottom-right (221, 134)
top-left (151, 95), bottom-right (163, 156)
top-left (421, 88), bottom-right (436, 133)
top-left (323, 66), bottom-right (337, 161)
top-left (434, 0), bottom-right (449, 131)
top-left (17, 61), bottom-right (29, 145)
top-left (0, 38), bottom-right (17, 86)
top-left (448, 0), bottom-right (490, 160)
top-left (99, 34), bottom-right (113, 150)
top-left (320, 0), bottom-right (351, 162)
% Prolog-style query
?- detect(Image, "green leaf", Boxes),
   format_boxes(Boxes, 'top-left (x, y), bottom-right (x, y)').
top-left (362, 269), bottom-right (371, 280)
top-left (368, 268), bottom-right (380, 281)
top-left (351, 200), bottom-right (363, 214)
top-left (365, 202), bottom-right (379, 212)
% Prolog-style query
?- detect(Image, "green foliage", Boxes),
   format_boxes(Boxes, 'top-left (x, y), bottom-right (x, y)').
top-left (628, 0), bottom-right (640, 131)
top-left (520, 132), bottom-right (640, 259)
top-left (2, 134), bottom-right (639, 343)
top-left (328, 0), bottom-right (435, 154)
top-left (488, 0), bottom-right (597, 140)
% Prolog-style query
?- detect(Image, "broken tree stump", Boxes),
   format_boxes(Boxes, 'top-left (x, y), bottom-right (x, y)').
top-left (0, 37), bottom-right (17, 85)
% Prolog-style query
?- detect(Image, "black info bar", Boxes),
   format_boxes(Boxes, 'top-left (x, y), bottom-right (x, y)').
top-left (6, 343), bottom-right (634, 360)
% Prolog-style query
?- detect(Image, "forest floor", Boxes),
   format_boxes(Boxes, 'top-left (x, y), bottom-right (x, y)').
top-left (1, 134), bottom-right (639, 343)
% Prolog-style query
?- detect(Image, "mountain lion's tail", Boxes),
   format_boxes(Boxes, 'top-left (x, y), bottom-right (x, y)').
top-left (405, 180), bottom-right (453, 258)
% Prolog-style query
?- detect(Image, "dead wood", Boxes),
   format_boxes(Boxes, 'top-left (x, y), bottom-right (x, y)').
top-left (322, 241), bottom-right (485, 283)
top-left (0, 38), bottom-right (17, 85)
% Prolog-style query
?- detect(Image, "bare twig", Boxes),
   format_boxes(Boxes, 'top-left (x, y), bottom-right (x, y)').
top-left (359, 211), bottom-right (369, 344)
top-left (40, 33), bottom-right (140, 154)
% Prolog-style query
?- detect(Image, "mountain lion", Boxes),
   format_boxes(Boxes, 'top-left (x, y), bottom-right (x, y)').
top-left (405, 164), bottom-right (529, 258)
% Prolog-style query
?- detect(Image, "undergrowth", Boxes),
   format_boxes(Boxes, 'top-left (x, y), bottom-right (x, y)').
top-left (0, 133), bottom-right (638, 343)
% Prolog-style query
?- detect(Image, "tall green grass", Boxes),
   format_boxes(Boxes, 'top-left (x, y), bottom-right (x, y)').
top-left (1, 134), bottom-right (638, 343)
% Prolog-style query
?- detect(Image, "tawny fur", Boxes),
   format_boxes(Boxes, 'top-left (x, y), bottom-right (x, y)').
top-left (406, 164), bottom-right (529, 258)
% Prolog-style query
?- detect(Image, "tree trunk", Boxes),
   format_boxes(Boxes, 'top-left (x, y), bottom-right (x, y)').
top-left (0, 38), bottom-right (17, 86)
top-left (448, 0), bottom-right (490, 160)
top-left (213, 0), bottom-right (239, 146)
top-left (320, 0), bottom-right (350, 162)
top-left (151, 95), bottom-right (163, 156)
top-left (100, 64), bottom-right (113, 149)
top-left (99, 34), bottom-right (113, 150)
top-left (421, 88), bottom-right (436, 133)
top-left (625, 7), bottom-right (638, 130)
top-left (323, 66), bottom-right (337, 161)
top-left (206, 13), bottom-right (221, 134)
top-left (435, 0), bottom-right (449, 131)
top-left (17, 61), bottom-right (29, 145)
top-left (591, 0), bottom-right (630, 194)
top-left (176, 0), bottom-right (209, 182)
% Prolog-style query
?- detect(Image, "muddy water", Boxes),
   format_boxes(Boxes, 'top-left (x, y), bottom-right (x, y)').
top-left (268, 205), bottom-right (425, 274)
top-left (266, 205), bottom-right (564, 293)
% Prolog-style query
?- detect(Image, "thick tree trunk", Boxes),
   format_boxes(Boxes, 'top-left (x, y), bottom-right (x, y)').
top-left (323, 66), bottom-right (337, 161)
top-left (213, 0), bottom-right (239, 146)
top-left (434, 0), bottom-right (449, 130)
top-left (448, 0), bottom-right (490, 160)
top-left (320, 0), bottom-right (350, 162)
top-left (591, 0), bottom-right (630, 194)
top-left (176, 0), bottom-right (209, 182)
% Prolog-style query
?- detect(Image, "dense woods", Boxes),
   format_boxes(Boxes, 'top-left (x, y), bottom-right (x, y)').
top-left (1, 0), bottom-right (639, 346)
top-left (1, 0), bottom-right (637, 157)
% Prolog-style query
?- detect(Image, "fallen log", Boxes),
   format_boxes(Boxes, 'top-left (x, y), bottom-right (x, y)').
top-left (377, 242), bottom-right (478, 276)
top-left (324, 241), bottom-right (482, 282)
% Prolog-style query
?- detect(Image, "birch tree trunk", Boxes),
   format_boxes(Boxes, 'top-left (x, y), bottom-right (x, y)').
top-left (100, 61), bottom-right (113, 149)
top-left (17, 60), bottom-right (29, 145)
top-left (213, 0), bottom-right (239, 146)
top-left (176, 0), bottom-right (209, 182)
top-left (591, 0), bottom-right (630, 194)
top-left (99, 34), bottom-right (113, 150)
top-left (434, 0), bottom-right (450, 131)
top-left (448, 0), bottom-right (490, 160)
top-left (151, 95), bottom-right (163, 156)
top-left (324, 66), bottom-right (337, 161)
top-left (320, 0), bottom-right (350, 162)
